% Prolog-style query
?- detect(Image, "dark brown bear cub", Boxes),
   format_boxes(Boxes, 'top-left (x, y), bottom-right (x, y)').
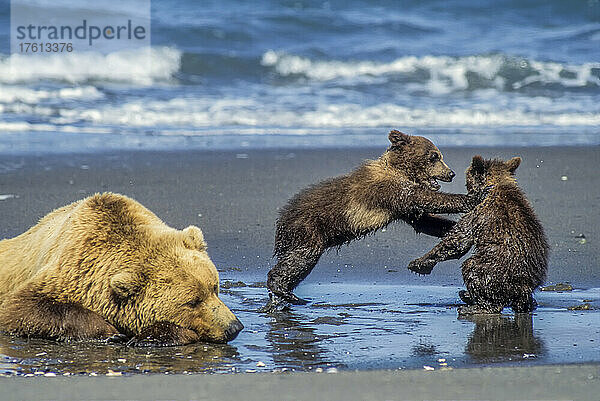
top-left (266, 130), bottom-right (486, 309)
top-left (408, 156), bottom-right (549, 315)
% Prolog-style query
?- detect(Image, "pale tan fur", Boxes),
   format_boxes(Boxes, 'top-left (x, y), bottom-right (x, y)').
top-left (430, 153), bottom-right (452, 180)
top-left (344, 200), bottom-right (391, 231)
top-left (0, 193), bottom-right (239, 342)
top-left (344, 158), bottom-right (402, 231)
top-left (344, 155), bottom-right (398, 231)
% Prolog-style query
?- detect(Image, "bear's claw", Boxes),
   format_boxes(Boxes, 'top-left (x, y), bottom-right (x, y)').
top-left (260, 292), bottom-right (310, 313)
top-left (103, 333), bottom-right (129, 344)
top-left (407, 258), bottom-right (435, 275)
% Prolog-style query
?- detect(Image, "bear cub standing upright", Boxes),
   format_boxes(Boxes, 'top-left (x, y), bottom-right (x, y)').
top-left (267, 130), bottom-right (487, 309)
top-left (408, 156), bottom-right (549, 314)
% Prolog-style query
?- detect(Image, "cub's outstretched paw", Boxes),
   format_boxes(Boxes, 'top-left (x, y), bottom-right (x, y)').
top-left (477, 185), bottom-right (495, 203)
top-left (407, 258), bottom-right (436, 275)
top-left (466, 185), bottom-right (495, 209)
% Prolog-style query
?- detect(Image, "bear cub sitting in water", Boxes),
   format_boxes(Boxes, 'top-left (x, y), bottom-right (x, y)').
top-left (266, 130), bottom-right (488, 310)
top-left (408, 156), bottom-right (549, 314)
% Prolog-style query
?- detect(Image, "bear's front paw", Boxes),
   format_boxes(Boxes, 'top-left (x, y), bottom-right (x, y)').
top-left (407, 258), bottom-right (436, 275)
top-left (102, 333), bottom-right (130, 344)
top-left (466, 185), bottom-right (495, 209)
top-left (476, 185), bottom-right (495, 203)
top-left (127, 322), bottom-right (198, 347)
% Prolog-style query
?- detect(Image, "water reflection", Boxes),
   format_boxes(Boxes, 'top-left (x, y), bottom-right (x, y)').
top-left (0, 334), bottom-right (240, 375)
top-left (411, 341), bottom-right (438, 357)
top-left (463, 314), bottom-right (545, 364)
top-left (263, 309), bottom-right (344, 371)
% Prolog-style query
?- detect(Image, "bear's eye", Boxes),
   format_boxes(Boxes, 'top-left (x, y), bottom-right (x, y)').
top-left (429, 153), bottom-right (439, 162)
top-left (184, 298), bottom-right (202, 308)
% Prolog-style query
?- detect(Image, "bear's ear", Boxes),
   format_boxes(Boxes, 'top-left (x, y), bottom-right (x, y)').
top-left (110, 271), bottom-right (142, 299)
top-left (506, 157), bottom-right (521, 174)
top-left (182, 226), bottom-right (206, 252)
top-left (388, 130), bottom-right (411, 146)
top-left (471, 155), bottom-right (485, 175)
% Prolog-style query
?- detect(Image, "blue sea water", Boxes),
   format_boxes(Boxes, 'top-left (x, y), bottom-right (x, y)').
top-left (0, 0), bottom-right (599, 152)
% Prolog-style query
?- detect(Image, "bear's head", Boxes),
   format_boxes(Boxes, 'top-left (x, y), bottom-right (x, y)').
top-left (466, 155), bottom-right (521, 194)
top-left (385, 130), bottom-right (455, 191)
top-left (109, 225), bottom-right (243, 344)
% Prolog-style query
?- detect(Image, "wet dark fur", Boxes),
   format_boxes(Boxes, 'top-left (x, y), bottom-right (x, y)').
top-left (0, 286), bottom-right (122, 342)
top-left (266, 131), bottom-right (484, 308)
top-left (408, 156), bottom-right (549, 314)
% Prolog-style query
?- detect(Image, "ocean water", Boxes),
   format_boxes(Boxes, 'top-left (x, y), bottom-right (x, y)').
top-left (0, 0), bottom-right (599, 151)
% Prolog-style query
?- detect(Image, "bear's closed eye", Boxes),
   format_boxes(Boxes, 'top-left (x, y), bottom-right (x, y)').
top-left (184, 298), bottom-right (202, 308)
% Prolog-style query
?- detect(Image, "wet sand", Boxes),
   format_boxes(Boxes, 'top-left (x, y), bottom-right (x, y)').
top-left (2, 364), bottom-right (599, 401)
top-left (1, 146), bottom-right (597, 285)
top-left (0, 146), bottom-right (599, 398)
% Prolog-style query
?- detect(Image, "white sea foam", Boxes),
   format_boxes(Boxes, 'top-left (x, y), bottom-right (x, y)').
top-left (0, 47), bottom-right (181, 85)
top-left (0, 85), bottom-right (103, 103)
top-left (261, 51), bottom-right (600, 93)
top-left (0, 121), bottom-right (111, 134)
top-left (8, 97), bottom-right (598, 132)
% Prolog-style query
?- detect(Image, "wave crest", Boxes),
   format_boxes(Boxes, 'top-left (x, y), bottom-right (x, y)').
top-left (0, 47), bottom-right (181, 85)
top-left (261, 51), bottom-right (600, 94)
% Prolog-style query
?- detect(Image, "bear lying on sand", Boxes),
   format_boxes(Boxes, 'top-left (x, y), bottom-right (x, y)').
top-left (0, 193), bottom-right (243, 345)
top-left (408, 156), bottom-right (548, 314)
top-left (266, 130), bottom-right (488, 310)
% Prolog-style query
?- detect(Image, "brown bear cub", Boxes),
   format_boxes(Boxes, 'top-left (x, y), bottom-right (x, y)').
top-left (0, 193), bottom-right (243, 345)
top-left (408, 156), bottom-right (549, 315)
top-left (266, 130), bottom-right (487, 309)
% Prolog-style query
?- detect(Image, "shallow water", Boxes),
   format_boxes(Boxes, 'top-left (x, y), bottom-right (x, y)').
top-left (1, 283), bottom-right (598, 376)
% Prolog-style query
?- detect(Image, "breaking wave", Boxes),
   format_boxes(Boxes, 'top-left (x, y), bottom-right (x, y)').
top-left (261, 51), bottom-right (600, 95)
top-left (0, 47), bottom-right (181, 85)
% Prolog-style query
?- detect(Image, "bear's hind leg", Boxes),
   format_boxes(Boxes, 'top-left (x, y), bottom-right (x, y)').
top-left (266, 247), bottom-right (322, 309)
top-left (458, 290), bottom-right (476, 305)
top-left (511, 294), bottom-right (538, 314)
top-left (0, 287), bottom-right (122, 342)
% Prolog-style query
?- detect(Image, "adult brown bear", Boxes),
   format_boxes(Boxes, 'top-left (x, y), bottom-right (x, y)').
top-left (0, 193), bottom-right (243, 345)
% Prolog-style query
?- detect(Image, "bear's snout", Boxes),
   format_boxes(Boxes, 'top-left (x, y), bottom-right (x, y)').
top-left (435, 168), bottom-right (455, 183)
top-left (224, 318), bottom-right (244, 342)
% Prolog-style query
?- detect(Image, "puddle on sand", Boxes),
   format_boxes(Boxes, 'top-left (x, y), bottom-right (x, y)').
top-left (0, 284), bottom-right (598, 376)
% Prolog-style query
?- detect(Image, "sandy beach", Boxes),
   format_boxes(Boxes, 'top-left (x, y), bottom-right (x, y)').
top-left (2, 364), bottom-right (599, 401)
top-left (1, 146), bottom-right (598, 284)
top-left (0, 145), bottom-right (598, 399)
